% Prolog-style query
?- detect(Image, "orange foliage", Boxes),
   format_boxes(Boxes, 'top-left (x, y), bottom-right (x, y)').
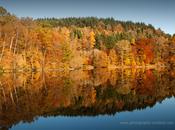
top-left (133, 38), bottom-right (155, 64)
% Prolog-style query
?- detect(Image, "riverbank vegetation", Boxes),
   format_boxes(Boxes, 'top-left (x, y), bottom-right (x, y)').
top-left (0, 7), bottom-right (175, 72)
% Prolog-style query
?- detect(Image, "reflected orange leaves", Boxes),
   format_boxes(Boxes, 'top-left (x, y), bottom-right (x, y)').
top-left (0, 68), bottom-right (175, 128)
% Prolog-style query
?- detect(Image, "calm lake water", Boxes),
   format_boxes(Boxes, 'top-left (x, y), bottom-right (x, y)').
top-left (0, 68), bottom-right (175, 130)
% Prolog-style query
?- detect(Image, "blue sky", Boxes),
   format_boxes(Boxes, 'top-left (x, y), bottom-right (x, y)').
top-left (0, 0), bottom-right (174, 35)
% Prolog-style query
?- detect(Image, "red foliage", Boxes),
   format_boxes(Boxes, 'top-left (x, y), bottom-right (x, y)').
top-left (135, 69), bottom-right (155, 96)
top-left (132, 38), bottom-right (155, 64)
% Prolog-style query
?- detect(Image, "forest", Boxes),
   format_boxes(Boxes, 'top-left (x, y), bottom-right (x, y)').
top-left (0, 6), bottom-right (175, 72)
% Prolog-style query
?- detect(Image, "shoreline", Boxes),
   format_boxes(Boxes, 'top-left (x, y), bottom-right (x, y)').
top-left (0, 64), bottom-right (168, 73)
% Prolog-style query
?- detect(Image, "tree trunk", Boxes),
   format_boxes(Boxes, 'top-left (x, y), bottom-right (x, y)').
top-left (121, 50), bottom-right (124, 67)
top-left (0, 41), bottom-right (5, 62)
top-left (10, 36), bottom-right (15, 52)
top-left (13, 32), bottom-right (18, 55)
top-left (42, 49), bottom-right (47, 72)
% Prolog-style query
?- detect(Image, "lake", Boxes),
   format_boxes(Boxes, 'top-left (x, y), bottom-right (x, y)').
top-left (0, 68), bottom-right (175, 130)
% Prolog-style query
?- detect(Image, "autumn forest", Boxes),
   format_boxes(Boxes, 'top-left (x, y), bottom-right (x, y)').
top-left (1, 2), bottom-right (175, 130)
top-left (0, 6), bottom-right (174, 72)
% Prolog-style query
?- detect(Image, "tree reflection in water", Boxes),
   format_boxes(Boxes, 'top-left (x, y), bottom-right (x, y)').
top-left (0, 68), bottom-right (175, 130)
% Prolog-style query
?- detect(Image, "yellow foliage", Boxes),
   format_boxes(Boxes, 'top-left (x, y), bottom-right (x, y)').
top-left (132, 60), bottom-right (136, 66)
top-left (36, 27), bottom-right (53, 49)
top-left (141, 61), bottom-right (145, 66)
top-left (89, 31), bottom-right (95, 48)
top-left (172, 35), bottom-right (175, 43)
top-left (94, 49), bottom-right (108, 67)
top-left (131, 38), bottom-right (135, 45)
top-left (16, 54), bottom-right (27, 69)
top-left (109, 70), bottom-right (118, 86)
top-left (114, 24), bottom-right (124, 33)
top-left (117, 85), bottom-right (131, 95)
top-left (109, 49), bottom-right (117, 65)
top-left (124, 58), bottom-right (131, 66)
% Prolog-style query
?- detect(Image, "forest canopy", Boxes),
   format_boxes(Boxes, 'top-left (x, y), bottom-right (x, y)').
top-left (0, 6), bottom-right (175, 72)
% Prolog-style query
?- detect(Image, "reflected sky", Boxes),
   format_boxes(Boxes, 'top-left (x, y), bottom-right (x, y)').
top-left (11, 97), bottom-right (175, 130)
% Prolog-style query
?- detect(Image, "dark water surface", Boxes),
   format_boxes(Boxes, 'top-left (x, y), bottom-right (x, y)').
top-left (0, 68), bottom-right (175, 130)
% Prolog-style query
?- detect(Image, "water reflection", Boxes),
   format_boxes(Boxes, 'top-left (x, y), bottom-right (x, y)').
top-left (0, 68), bottom-right (175, 130)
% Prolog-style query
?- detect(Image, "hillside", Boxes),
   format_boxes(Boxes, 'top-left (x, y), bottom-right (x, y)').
top-left (0, 7), bottom-right (175, 72)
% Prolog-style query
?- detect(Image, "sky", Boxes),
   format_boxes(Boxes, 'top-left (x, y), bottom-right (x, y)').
top-left (0, 0), bottom-right (174, 35)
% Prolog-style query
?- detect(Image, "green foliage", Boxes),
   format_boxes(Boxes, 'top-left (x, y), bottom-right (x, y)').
top-left (36, 17), bottom-right (156, 33)
top-left (104, 35), bottom-right (116, 49)
top-left (61, 42), bottom-right (73, 63)
top-left (95, 33), bottom-right (131, 49)
top-left (71, 29), bottom-right (82, 39)
top-left (0, 6), bottom-right (9, 16)
top-left (94, 34), bottom-right (103, 49)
